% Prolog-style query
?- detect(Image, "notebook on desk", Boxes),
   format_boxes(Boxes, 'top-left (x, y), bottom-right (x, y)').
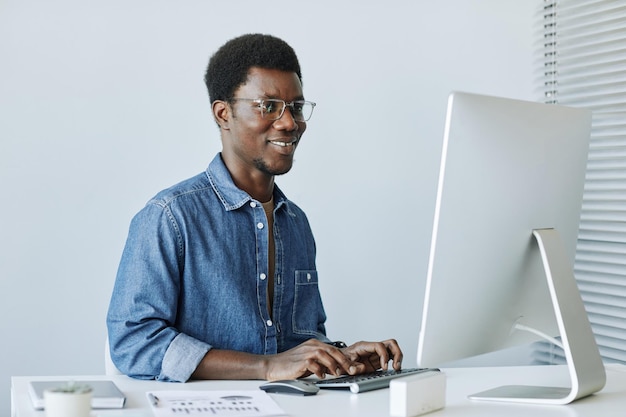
top-left (28, 380), bottom-right (126, 409)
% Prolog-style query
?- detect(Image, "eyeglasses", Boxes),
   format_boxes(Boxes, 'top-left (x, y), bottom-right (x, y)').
top-left (230, 98), bottom-right (316, 122)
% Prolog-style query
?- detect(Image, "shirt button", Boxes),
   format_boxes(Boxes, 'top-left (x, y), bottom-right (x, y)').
top-left (260, 273), bottom-right (267, 280)
top-left (266, 320), bottom-right (273, 327)
top-left (257, 222), bottom-right (264, 229)
top-left (250, 202), bottom-right (257, 208)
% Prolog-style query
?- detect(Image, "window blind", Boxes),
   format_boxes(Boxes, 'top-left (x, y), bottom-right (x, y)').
top-left (535, 0), bottom-right (626, 364)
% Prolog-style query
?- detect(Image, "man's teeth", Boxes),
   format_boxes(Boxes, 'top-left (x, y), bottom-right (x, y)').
top-left (271, 140), bottom-right (295, 147)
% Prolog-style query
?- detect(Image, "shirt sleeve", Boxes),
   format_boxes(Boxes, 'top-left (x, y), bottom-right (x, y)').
top-left (161, 333), bottom-right (212, 381)
top-left (106, 201), bottom-right (211, 382)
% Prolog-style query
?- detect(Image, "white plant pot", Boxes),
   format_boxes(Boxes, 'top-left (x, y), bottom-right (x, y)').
top-left (44, 385), bottom-right (92, 417)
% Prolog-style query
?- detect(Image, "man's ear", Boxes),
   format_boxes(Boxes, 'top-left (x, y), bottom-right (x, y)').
top-left (212, 100), bottom-right (230, 130)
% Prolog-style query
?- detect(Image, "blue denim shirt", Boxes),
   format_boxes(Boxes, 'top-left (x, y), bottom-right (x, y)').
top-left (106, 153), bottom-right (328, 382)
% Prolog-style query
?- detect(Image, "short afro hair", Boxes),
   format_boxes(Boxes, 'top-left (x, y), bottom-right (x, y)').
top-left (205, 33), bottom-right (302, 104)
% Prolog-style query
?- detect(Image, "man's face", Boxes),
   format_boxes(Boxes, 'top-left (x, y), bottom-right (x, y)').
top-left (223, 67), bottom-right (307, 178)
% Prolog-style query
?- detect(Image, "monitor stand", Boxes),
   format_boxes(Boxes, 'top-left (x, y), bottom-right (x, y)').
top-left (468, 228), bottom-right (606, 405)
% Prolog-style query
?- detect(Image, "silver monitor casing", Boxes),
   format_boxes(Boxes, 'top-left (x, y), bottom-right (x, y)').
top-left (417, 92), bottom-right (605, 404)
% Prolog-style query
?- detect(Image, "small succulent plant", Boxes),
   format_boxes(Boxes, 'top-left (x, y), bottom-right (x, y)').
top-left (49, 382), bottom-right (92, 394)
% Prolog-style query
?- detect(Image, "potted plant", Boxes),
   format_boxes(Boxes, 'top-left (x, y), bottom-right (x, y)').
top-left (44, 382), bottom-right (92, 417)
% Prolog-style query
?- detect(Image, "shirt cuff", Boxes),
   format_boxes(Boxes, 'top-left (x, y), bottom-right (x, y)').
top-left (160, 333), bottom-right (211, 382)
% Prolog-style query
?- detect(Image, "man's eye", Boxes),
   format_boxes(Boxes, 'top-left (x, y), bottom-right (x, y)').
top-left (292, 103), bottom-right (304, 114)
top-left (263, 102), bottom-right (278, 114)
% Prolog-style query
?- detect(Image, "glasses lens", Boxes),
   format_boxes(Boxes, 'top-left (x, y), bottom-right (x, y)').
top-left (261, 99), bottom-right (285, 120)
top-left (291, 101), bottom-right (314, 122)
top-left (261, 100), bottom-right (315, 122)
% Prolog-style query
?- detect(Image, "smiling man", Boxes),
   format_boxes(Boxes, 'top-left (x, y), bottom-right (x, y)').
top-left (106, 34), bottom-right (403, 383)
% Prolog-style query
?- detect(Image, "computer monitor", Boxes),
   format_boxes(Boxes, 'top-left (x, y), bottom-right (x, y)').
top-left (417, 92), bottom-right (606, 404)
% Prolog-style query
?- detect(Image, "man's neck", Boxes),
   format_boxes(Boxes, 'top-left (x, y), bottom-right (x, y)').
top-left (221, 155), bottom-right (275, 202)
top-left (246, 182), bottom-right (274, 203)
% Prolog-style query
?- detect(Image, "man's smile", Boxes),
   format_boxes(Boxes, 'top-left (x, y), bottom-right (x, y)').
top-left (269, 138), bottom-right (299, 147)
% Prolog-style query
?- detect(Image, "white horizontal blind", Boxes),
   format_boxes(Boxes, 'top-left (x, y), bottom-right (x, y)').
top-left (535, 0), bottom-right (626, 364)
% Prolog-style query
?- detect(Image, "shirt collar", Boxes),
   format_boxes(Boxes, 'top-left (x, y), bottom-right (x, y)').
top-left (206, 153), bottom-right (288, 211)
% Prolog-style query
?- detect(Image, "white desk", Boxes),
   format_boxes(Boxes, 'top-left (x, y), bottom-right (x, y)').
top-left (11, 365), bottom-right (626, 417)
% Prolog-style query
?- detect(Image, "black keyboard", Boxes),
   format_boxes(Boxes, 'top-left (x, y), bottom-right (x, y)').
top-left (315, 367), bottom-right (439, 393)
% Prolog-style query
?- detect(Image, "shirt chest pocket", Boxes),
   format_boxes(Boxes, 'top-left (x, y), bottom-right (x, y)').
top-left (292, 270), bottom-right (325, 337)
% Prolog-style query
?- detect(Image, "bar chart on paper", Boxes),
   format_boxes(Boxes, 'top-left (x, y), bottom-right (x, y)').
top-left (146, 390), bottom-right (287, 417)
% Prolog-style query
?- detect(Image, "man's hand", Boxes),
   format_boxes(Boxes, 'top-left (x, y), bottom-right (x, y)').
top-left (264, 339), bottom-right (365, 381)
top-left (341, 339), bottom-right (403, 373)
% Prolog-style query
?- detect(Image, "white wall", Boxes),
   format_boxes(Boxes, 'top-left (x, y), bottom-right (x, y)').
top-left (0, 1), bottom-right (537, 413)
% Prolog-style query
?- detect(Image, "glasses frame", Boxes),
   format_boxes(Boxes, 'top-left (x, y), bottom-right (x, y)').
top-left (230, 98), bottom-right (316, 122)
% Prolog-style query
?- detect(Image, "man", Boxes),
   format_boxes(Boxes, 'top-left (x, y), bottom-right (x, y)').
top-left (106, 33), bottom-right (403, 382)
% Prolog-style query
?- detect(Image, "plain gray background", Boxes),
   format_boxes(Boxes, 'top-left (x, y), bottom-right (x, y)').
top-left (1, 1), bottom-right (536, 414)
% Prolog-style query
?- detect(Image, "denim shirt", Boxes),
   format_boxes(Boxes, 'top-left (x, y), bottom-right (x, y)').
top-left (106, 153), bottom-right (328, 382)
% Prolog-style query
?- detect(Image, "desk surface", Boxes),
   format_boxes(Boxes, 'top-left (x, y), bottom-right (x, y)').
top-left (12, 365), bottom-right (626, 417)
